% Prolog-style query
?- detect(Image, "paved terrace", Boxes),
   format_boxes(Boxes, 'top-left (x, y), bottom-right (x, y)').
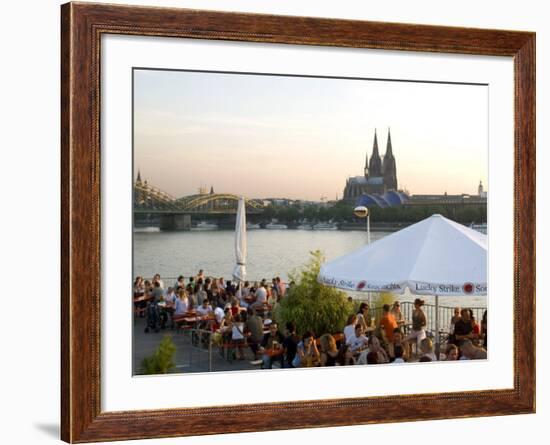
top-left (133, 317), bottom-right (262, 375)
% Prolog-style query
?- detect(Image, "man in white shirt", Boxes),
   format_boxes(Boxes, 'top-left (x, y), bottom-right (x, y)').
top-left (255, 285), bottom-right (267, 303)
top-left (347, 325), bottom-right (369, 352)
top-left (196, 299), bottom-right (213, 316)
top-left (214, 306), bottom-right (225, 325)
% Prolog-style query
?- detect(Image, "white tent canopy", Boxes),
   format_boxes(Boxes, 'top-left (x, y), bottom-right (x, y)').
top-left (318, 214), bottom-right (487, 297)
top-left (232, 197), bottom-right (247, 282)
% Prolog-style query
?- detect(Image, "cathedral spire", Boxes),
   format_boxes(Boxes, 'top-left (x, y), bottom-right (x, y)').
top-left (385, 128), bottom-right (394, 158)
top-left (136, 169), bottom-right (142, 184)
top-left (368, 129), bottom-right (382, 177)
top-left (382, 128), bottom-right (397, 190)
top-left (364, 142), bottom-right (369, 177)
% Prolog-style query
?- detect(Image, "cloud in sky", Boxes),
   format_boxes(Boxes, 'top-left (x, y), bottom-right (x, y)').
top-left (134, 69), bottom-right (488, 200)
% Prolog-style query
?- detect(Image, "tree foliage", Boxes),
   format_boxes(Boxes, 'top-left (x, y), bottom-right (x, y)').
top-left (260, 202), bottom-right (486, 225)
top-left (141, 335), bottom-right (177, 375)
top-left (274, 251), bottom-right (354, 337)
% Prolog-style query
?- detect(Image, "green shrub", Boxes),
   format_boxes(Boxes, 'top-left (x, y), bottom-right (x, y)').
top-left (141, 335), bottom-right (177, 375)
top-left (369, 292), bottom-right (398, 322)
top-left (274, 250), bottom-right (354, 337)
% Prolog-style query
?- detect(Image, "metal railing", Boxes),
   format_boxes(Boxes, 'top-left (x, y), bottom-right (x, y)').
top-left (368, 301), bottom-right (486, 334)
top-left (136, 277), bottom-right (486, 336)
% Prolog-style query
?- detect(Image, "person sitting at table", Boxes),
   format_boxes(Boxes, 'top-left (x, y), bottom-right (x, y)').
top-left (144, 279), bottom-right (153, 295)
top-left (230, 297), bottom-right (241, 317)
top-left (481, 310), bottom-right (488, 349)
top-left (448, 307), bottom-right (461, 345)
top-left (133, 276), bottom-right (145, 298)
top-left (244, 307), bottom-right (264, 359)
top-left (453, 308), bottom-right (474, 345)
top-left (391, 329), bottom-right (409, 361)
top-left (319, 334), bottom-right (339, 367)
top-left (391, 345), bottom-right (406, 364)
top-left (357, 335), bottom-right (389, 365)
top-left (252, 283), bottom-right (268, 311)
top-left (151, 280), bottom-right (164, 302)
top-left (282, 321), bottom-right (299, 368)
top-left (343, 314), bottom-right (358, 344)
top-left (174, 290), bottom-right (189, 316)
top-left (347, 324), bottom-right (369, 353)
top-left (292, 330), bottom-right (320, 368)
top-left (213, 304), bottom-right (225, 330)
top-left (469, 310), bottom-right (481, 345)
top-left (366, 351), bottom-right (379, 364)
top-left (196, 298), bottom-right (213, 316)
top-left (444, 344), bottom-right (459, 360)
top-left (133, 276), bottom-right (146, 316)
top-left (175, 276), bottom-right (186, 293)
top-left (184, 284), bottom-right (195, 309)
top-left (459, 339), bottom-right (487, 360)
top-left (237, 281), bottom-right (251, 307)
top-left (152, 273), bottom-right (164, 290)
top-left (336, 343), bottom-right (356, 366)
top-left (390, 301), bottom-right (405, 327)
top-left (210, 280), bottom-right (223, 308)
top-left (164, 287), bottom-right (177, 312)
top-left (195, 284), bottom-right (208, 306)
top-left (419, 338), bottom-right (437, 361)
top-left (260, 322), bottom-right (285, 369)
top-left (230, 313), bottom-right (246, 360)
top-left (267, 285), bottom-right (277, 306)
top-left (218, 307), bottom-right (233, 339)
top-left (380, 304), bottom-right (398, 356)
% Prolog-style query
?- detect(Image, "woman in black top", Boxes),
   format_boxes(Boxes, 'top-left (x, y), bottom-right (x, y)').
top-left (319, 334), bottom-right (339, 366)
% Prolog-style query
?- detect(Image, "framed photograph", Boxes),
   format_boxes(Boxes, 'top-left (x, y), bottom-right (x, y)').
top-left (61, 2), bottom-right (535, 442)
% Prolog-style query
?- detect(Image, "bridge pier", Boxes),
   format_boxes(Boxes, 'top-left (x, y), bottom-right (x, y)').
top-left (159, 214), bottom-right (191, 231)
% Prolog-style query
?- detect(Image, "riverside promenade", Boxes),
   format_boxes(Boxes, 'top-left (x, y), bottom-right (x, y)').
top-left (133, 316), bottom-right (261, 375)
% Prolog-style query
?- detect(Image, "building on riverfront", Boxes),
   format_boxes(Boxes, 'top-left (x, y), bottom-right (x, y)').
top-left (343, 128), bottom-right (398, 202)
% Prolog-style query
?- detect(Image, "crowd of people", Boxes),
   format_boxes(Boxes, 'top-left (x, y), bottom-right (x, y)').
top-left (134, 272), bottom-right (488, 369)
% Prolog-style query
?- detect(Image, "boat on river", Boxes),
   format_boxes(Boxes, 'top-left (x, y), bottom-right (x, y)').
top-left (192, 221), bottom-right (219, 231)
top-left (313, 222), bottom-right (338, 230)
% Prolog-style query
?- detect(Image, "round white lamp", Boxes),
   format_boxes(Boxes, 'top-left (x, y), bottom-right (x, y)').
top-left (353, 206), bottom-right (371, 244)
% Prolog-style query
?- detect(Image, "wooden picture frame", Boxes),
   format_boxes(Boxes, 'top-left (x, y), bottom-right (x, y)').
top-left (61, 2), bottom-right (535, 442)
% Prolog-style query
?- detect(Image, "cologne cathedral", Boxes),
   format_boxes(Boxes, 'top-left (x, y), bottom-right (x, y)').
top-left (343, 128), bottom-right (398, 202)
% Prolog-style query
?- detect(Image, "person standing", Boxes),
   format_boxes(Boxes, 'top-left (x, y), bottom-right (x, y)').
top-left (260, 322), bottom-right (285, 369)
top-left (380, 304), bottom-right (398, 356)
top-left (454, 308), bottom-right (474, 344)
top-left (282, 321), bottom-right (299, 368)
top-left (244, 308), bottom-right (264, 358)
top-left (405, 298), bottom-right (427, 357)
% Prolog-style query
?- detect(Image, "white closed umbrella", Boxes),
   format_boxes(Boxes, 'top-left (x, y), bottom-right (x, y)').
top-left (318, 214), bottom-right (487, 358)
top-left (232, 197), bottom-right (247, 283)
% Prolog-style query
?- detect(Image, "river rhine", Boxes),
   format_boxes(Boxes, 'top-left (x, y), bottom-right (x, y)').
top-left (134, 229), bottom-right (487, 309)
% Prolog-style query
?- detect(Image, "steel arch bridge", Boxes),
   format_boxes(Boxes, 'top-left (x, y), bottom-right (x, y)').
top-left (134, 182), bottom-right (263, 214)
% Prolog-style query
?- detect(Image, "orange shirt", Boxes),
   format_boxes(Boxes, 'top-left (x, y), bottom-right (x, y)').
top-left (380, 313), bottom-right (398, 341)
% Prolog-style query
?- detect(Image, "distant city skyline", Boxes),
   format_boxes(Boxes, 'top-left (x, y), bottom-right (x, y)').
top-left (134, 69), bottom-right (488, 200)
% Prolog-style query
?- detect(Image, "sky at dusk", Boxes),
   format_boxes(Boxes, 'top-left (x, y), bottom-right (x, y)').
top-left (134, 69), bottom-right (488, 201)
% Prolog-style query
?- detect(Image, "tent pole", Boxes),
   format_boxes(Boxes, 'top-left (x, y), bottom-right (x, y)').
top-left (435, 294), bottom-right (440, 360)
top-left (367, 213), bottom-right (371, 244)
